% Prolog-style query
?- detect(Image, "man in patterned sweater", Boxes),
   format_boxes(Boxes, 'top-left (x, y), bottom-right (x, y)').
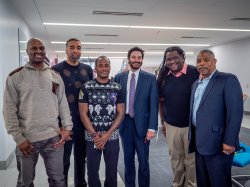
top-left (52, 38), bottom-right (93, 187)
top-left (79, 56), bottom-right (125, 187)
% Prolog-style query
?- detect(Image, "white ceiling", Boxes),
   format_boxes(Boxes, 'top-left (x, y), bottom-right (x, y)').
top-left (10, 0), bottom-right (250, 62)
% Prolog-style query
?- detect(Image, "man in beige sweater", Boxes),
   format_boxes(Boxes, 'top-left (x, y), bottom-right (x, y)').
top-left (3, 38), bottom-right (73, 187)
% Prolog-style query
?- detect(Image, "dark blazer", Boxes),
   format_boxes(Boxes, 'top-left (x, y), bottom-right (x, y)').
top-left (114, 70), bottom-right (159, 137)
top-left (189, 70), bottom-right (243, 155)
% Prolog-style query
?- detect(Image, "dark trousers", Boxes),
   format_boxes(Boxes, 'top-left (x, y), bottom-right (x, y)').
top-left (63, 129), bottom-right (87, 187)
top-left (195, 151), bottom-right (233, 187)
top-left (86, 139), bottom-right (119, 187)
top-left (120, 115), bottom-right (150, 187)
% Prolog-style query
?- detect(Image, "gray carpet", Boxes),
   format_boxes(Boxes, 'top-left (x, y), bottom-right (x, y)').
top-left (117, 127), bottom-right (250, 187)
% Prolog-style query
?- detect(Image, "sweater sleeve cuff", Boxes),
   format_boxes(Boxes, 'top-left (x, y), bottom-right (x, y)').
top-left (63, 125), bottom-right (73, 131)
top-left (15, 135), bottom-right (27, 146)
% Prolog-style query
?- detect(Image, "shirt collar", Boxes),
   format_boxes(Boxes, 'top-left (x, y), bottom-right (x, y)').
top-left (167, 63), bottom-right (187, 77)
top-left (198, 69), bottom-right (216, 82)
top-left (25, 61), bottom-right (50, 71)
top-left (129, 69), bottom-right (140, 78)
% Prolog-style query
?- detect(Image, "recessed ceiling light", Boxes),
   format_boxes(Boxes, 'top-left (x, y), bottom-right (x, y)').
top-left (231, 18), bottom-right (250, 21)
top-left (83, 47), bottom-right (104, 50)
top-left (44, 23), bottom-right (250, 32)
top-left (51, 41), bottom-right (210, 47)
top-left (148, 48), bottom-right (165, 51)
top-left (181, 36), bottom-right (209, 39)
top-left (80, 56), bottom-right (127, 59)
top-left (93, 11), bottom-right (143, 16)
top-left (84, 34), bottom-right (118, 37)
top-left (54, 51), bottom-right (194, 55)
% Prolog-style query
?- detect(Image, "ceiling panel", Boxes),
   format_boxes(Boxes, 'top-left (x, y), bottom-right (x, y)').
top-left (9, 0), bottom-right (250, 67)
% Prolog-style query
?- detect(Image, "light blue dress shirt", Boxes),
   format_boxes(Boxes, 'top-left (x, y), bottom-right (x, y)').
top-left (192, 71), bottom-right (216, 126)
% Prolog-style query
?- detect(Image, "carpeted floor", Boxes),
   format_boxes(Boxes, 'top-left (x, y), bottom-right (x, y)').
top-left (118, 126), bottom-right (250, 187)
top-left (232, 127), bottom-right (250, 187)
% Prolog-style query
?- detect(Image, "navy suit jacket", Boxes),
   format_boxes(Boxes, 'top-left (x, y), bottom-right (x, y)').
top-left (114, 70), bottom-right (159, 137)
top-left (189, 70), bottom-right (243, 155)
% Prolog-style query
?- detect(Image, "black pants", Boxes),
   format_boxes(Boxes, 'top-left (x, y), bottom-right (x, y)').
top-left (64, 129), bottom-right (87, 187)
top-left (86, 139), bottom-right (119, 187)
top-left (195, 151), bottom-right (233, 187)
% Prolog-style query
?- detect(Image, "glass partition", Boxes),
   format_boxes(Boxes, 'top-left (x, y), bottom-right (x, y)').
top-left (18, 28), bottom-right (28, 66)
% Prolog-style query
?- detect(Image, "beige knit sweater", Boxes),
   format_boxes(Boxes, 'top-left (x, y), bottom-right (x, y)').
top-left (3, 62), bottom-right (73, 146)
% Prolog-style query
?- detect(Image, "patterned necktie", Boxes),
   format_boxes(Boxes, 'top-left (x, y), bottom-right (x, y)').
top-left (128, 73), bottom-right (135, 117)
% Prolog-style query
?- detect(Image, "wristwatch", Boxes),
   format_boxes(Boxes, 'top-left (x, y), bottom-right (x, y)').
top-left (91, 132), bottom-right (97, 139)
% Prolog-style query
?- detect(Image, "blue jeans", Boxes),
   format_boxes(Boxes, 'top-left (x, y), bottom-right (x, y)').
top-left (16, 136), bottom-right (65, 187)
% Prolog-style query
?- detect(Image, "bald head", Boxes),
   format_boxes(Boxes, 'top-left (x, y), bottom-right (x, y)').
top-left (26, 38), bottom-right (46, 64)
top-left (26, 38), bottom-right (44, 49)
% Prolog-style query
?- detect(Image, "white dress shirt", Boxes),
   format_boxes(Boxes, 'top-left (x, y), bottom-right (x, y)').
top-left (126, 69), bottom-right (140, 114)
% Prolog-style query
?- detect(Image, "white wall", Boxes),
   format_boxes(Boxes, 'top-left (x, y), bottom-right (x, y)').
top-left (0, 0), bottom-right (32, 163)
top-left (210, 38), bottom-right (250, 94)
top-left (110, 58), bottom-right (124, 77)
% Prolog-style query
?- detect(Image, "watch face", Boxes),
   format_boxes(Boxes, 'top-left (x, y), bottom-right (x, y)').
top-left (91, 132), bottom-right (97, 138)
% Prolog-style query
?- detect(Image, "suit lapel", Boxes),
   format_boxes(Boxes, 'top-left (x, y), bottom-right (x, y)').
top-left (190, 81), bottom-right (199, 113)
top-left (198, 70), bottom-right (219, 108)
top-left (135, 70), bottom-right (143, 100)
top-left (123, 72), bottom-right (129, 98)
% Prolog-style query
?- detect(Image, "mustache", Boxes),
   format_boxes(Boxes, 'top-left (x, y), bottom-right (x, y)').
top-left (198, 67), bottom-right (207, 70)
top-left (70, 54), bottom-right (80, 60)
top-left (132, 61), bottom-right (141, 64)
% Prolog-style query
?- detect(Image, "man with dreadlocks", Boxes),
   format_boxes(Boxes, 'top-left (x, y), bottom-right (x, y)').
top-left (157, 46), bottom-right (199, 187)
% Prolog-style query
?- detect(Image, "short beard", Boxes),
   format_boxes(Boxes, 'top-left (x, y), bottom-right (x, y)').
top-left (70, 55), bottom-right (80, 62)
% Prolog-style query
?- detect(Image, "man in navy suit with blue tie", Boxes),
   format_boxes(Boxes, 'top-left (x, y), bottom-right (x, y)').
top-left (114, 47), bottom-right (158, 187)
top-left (189, 49), bottom-right (243, 187)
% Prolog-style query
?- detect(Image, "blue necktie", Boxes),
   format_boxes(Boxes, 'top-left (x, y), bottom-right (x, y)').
top-left (128, 73), bottom-right (135, 117)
